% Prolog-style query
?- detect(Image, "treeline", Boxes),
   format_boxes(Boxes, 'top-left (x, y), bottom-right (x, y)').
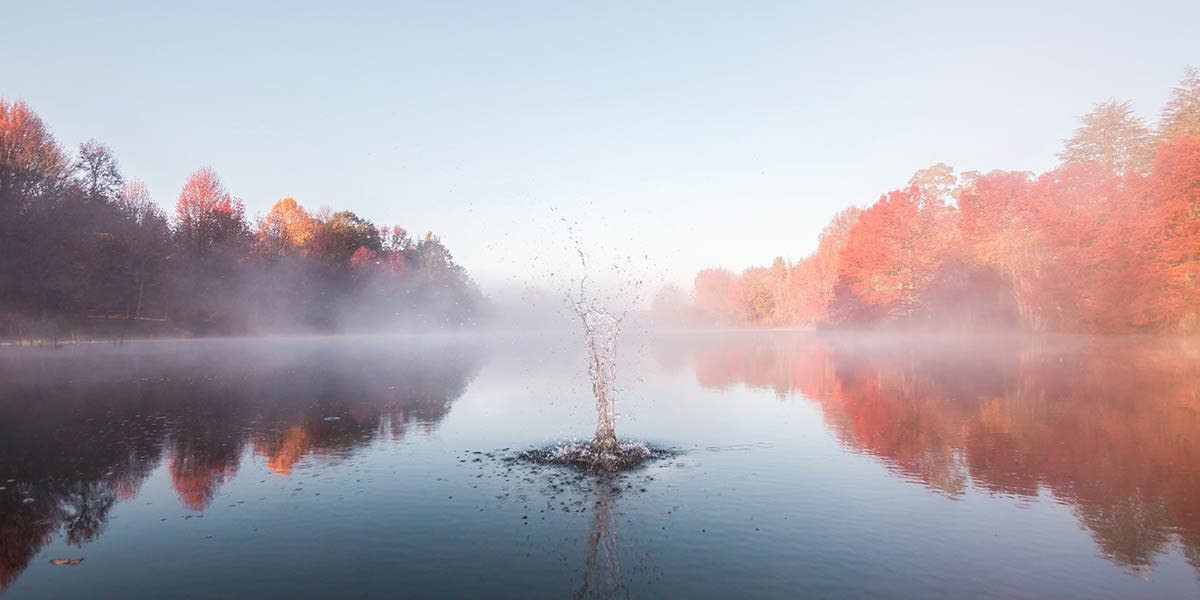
top-left (656, 68), bottom-right (1200, 333)
top-left (0, 101), bottom-right (481, 339)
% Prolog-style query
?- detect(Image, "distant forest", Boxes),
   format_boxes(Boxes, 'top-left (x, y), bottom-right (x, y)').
top-left (656, 67), bottom-right (1200, 334)
top-left (0, 102), bottom-right (481, 340)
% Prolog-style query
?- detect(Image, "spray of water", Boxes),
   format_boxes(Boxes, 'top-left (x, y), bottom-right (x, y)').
top-left (519, 229), bottom-right (671, 472)
top-left (571, 268), bottom-right (623, 452)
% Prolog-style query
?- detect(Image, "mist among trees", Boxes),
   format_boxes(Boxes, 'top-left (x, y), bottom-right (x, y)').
top-left (657, 67), bottom-right (1200, 334)
top-left (0, 101), bottom-right (481, 340)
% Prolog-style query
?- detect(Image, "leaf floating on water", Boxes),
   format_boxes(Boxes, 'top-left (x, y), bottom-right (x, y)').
top-left (49, 558), bottom-right (84, 566)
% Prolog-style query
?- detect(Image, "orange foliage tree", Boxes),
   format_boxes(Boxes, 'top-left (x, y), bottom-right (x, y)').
top-left (257, 197), bottom-right (319, 254)
top-left (669, 67), bottom-right (1200, 333)
top-left (830, 186), bottom-right (958, 323)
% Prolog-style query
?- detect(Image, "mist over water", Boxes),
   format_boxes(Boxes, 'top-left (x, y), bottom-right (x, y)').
top-left (3, 200), bottom-right (1198, 596)
top-left (2, 3), bottom-right (1199, 598)
top-left (3, 331), bottom-right (1199, 598)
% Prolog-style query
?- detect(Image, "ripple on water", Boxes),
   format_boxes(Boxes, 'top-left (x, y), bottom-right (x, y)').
top-left (517, 440), bottom-right (675, 473)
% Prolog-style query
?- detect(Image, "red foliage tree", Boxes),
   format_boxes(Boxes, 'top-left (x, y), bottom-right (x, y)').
top-left (0, 99), bottom-right (70, 211)
top-left (175, 167), bottom-right (246, 255)
top-left (1140, 136), bottom-right (1200, 330)
top-left (786, 206), bottom-right (861, 325)
top-left (830, 187), bottom-right (958, 323)
top-left (1023, 163), bottom-right (1129, 332)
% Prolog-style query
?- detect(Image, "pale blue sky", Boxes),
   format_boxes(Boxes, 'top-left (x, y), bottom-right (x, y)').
top-left (4, 1), bottom-right (1198, 291)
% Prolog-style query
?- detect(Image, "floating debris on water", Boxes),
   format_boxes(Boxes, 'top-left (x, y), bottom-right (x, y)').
top-left (49, 558), bottom-right (84, 566)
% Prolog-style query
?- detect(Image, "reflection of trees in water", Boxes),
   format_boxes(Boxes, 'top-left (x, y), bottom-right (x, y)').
top-left (574, 476), bottom-right (626, 600)
top-left (662, 333), bottom-right (1200, 575)
top-left (248, 351), bottom-right (476, 475)
top-left (0, 341), bottom-right (481, 590)
top-left (0, 370), bottom-right (169, 588)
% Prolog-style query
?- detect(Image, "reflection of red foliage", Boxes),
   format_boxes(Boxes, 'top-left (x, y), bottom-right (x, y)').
top-left (168, 452), bottom-right (239, 512)
top-left (255, 426), bottom-right (312, 476)
top-left (679, 335), bottom-right (1200, 572)
top-left (0, 343), bottom-right (480, 592)
top-left (112, 473), bottom-right (144, 502)
top-left (0, 507), bottom-right (57, 589)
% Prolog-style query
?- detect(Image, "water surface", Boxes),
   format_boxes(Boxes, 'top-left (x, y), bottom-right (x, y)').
top-left (2, 332), bottom-right (1199, 598)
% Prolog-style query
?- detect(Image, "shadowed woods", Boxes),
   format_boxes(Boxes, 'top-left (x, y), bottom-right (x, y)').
top-left (0, 101), bottom-right (482, 342)
top-left (655, 333), bottom-right (1200, 576)
top-left (0, 341), bottom-right (482, 590)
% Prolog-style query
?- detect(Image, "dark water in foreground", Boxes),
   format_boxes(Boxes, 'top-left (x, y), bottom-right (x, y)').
top-left (2, 332), bottom-right (1199, 598)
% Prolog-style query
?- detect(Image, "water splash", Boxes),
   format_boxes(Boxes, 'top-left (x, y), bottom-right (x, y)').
top-left (520, 439), bottom-right (670, 472)
top-left (518, 240), bottom-right (670, 472)
top-left (571, 272), bottom-right (623, 454)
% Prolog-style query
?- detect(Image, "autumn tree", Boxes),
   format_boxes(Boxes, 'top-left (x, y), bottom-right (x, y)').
top-left (1060, 99), bottom-right (1154, 174)
top-left (0, 102), bottom-right (96, 320)
top-left (413, 232), bottom-right (465, 283)
top-left (785, 206), bottom-right (861, 325)
top-left (0, 99), bottom-right (71, 213)
top-left (256, 197), bottom-right (319, 255)
top-left (170, 168), bottom-right (249, 332)
top-left (1140, 135), bottom-right (1200, 331)
top-left (830, 187), bottom-right (958, 323)
top-left (907, 162), bottom-right (957, 199)
top-left (174, 168), bottom-right (246, 255)
top-left (737, 265), bottom-right (777, 325)
top-left (955, 170), bottom-right (1041, 326)
top-left (349, 246), bottom-right (381, 282)
top-left (1025, 163), bottom-right (1130, 331)
top-left (320, 210), bottom-right (381, 265)
top-left (765, 257), bottom-right (790, 324)
top-left (1159, 67), bottom-right (1200, 141)
top-left (381, 225), bottom-right (413, 254)
top-left (783, 257), bottom-right (820, 324)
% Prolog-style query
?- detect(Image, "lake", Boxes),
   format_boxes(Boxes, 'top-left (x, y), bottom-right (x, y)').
top-left (2, 332), bottom-right (1199, 598)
